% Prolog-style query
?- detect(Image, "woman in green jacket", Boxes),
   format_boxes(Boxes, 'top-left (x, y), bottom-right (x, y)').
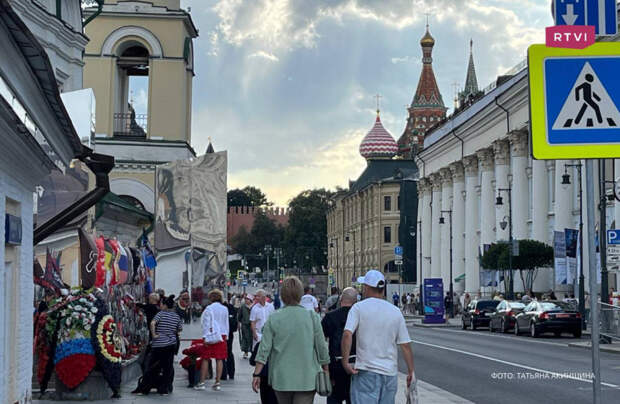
top-left (252, 276), bottom-right (330, 404)
top-left (237, 295), bottom-right (253, 358)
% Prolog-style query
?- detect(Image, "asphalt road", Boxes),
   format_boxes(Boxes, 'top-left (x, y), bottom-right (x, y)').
top-left (399, 325), bottom-right (620, 404)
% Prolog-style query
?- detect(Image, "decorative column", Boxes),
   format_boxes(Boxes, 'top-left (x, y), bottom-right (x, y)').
top-left (440, 167), bottom-right (453, 288)
top-left (430, 172), bottom-right (442, 279)
top-left (477, 148), bottom-right (496, 247)
top-left (450, 161), bottom-right (466, 294)
top-left (418, 178), bottom-right (432, 283)
top-left (464, 154), bottom-right (480, 294)
top-left (531, 158), bottom-right (549, 243)
top-left (510, 131), bottom-right (529, 240)
top-left (493, 139), bottom-right (510, 242)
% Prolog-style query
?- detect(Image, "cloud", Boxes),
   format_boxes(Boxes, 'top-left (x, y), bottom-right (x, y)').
top-left (248, 51), bottom-right (280, 62)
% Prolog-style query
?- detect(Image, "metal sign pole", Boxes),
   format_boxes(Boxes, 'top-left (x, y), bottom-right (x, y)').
top-left (585, 159), bottom-right (601, 404)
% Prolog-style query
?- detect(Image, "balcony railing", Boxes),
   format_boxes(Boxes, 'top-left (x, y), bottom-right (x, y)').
top-left (113, 112), bottom-right (147, 138)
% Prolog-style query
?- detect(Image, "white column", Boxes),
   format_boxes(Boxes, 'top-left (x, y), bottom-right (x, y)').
top-left (510, 131), bottom-right (529, 240)
top-left (464, 155), bottom-right (480, 294)
top-left (493, 139), bottom-right (510, 242)
top-left (477, 148), bottom-right (496, 247)
top-left (531, 159), bottom-right (549, 243)
top-left (440, 168), bottom-right (453, 288)
top-left (555, 160), bottom-right (574, 232)
top-left (430, 172), bottom-right (442, 279)
top-left (420, 178), bottom-right (432, 282)
top-left (450, 162), bottom-right (466, 294)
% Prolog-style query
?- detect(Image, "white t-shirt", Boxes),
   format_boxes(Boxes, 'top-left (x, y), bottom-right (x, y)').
top-left (300, 294), bottom-right (318, 311)
top-left (250, 303), bottom-right (273, 345)
top-left (344, 297), bottom-right (411, 376)
top-left (209, 302), bottom-right (230, 338)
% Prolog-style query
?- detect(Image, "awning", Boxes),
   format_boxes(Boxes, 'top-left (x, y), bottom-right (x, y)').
top-left (454, 273), bottom-right (465, 282)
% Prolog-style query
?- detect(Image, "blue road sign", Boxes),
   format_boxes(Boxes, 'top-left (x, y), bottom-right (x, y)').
top-left (544, 56), bottom-right (620, 145)
top-left (394, 246), bottom-right (403, 256)
top-left (554, 0), bottom-right (617, 36)
top-left (607, 229), bottom-right (620, 244)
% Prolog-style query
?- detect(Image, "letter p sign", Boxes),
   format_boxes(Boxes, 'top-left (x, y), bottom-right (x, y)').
top-left (607, 229), bottom-right (620, 245)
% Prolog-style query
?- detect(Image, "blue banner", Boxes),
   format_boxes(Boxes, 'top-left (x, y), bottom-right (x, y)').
top-left (422, 278), bottom-right (445, 324)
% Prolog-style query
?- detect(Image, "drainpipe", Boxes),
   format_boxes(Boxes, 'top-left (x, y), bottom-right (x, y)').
top-left (56, 0), bottom-right (61, 19)
top-left (495, 96), bottom-right (510, 134)
top-left (452, 129), bottom-right (465, 160)
top-left (416, 153), bottom-right (426, 178)
top-left (83, 0), bottom-right (104, 27)
top-left (34, 147), bottom-right (114, 245)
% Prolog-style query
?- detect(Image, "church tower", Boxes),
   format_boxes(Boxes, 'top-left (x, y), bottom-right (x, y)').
top-left (82, 0), bottom-right (198, 213)
top-left (398, 24), bottom-right (447, 158)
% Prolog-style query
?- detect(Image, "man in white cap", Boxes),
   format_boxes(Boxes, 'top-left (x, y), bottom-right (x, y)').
top-left (341, 270), bottom-right (415, 404)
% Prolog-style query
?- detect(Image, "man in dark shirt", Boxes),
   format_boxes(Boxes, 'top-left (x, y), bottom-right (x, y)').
top-left (322, 287), bottom-right (358, 404)
top-left (221, 294), bottom-right (238, 380)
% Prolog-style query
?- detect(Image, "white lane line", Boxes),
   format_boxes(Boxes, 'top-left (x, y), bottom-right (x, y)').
top-left (430, 327), bottom-right (568, 347)
top-left (412, 339), bottom-right (620, 389)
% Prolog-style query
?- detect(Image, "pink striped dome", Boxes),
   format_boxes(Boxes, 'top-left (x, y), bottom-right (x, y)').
top-left (359, 111), bottom-right (398, 160)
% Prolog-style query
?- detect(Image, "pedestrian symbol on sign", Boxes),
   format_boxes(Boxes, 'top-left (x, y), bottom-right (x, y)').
top-left (552, 62), bottom-right (620, 130)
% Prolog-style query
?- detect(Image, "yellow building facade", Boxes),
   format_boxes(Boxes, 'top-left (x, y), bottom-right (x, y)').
top-left (83, 0), bottom-right (198, 213)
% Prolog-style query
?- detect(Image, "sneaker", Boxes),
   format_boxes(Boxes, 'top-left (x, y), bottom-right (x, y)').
top-left (212, 382), bottom-right (221, 391)
top-left (193, 383), bottom-right (206, 391)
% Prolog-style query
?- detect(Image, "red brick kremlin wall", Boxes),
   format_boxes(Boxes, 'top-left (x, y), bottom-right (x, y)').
top-left (227, 206), bottom-right (289, 244)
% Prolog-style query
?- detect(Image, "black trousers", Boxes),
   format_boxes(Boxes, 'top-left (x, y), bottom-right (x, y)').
top-left (260, 374), bottom-right (278, 404)
top-left (152, 345), bottom-right (175, 394)
top-left (222, 332), bottom-right (235, 379)
top-left (328, 361), bottom-right (351, 404)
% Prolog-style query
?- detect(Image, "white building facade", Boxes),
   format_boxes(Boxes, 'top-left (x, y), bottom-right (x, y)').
top-left (416, 68), bottom-right (620, 298)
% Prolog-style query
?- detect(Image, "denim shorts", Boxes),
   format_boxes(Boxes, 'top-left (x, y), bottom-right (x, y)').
top-left (350, 370), bottom-right (398, 404)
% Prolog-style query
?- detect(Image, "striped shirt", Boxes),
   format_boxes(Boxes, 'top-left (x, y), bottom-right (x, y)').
top-left (151, 310), bottom-right (183, 348)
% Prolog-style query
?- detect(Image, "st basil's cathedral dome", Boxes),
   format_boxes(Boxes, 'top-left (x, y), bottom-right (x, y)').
top-left (359, 110), bottom-right (398, 160)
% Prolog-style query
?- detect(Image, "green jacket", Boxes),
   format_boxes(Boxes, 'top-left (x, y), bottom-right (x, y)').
top-left (256, 305), bottom-right (330, 392)
top-left (237, 304), bottom-right (251, 325)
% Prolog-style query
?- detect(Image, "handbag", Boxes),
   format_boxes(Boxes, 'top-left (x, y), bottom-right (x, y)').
top-left (308, 311), bottom-right (332, 397)
top-left (406, 376), bottom-right (419, 404)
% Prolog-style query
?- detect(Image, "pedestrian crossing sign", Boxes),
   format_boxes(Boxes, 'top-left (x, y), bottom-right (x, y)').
top-left (529, 43), bottom-right (620, 159)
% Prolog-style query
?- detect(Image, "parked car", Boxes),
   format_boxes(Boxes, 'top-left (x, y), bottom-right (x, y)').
top-left (514, 300), bottom-right (582, 338)
top-left (489, 300), bottom-right (526, 333)
top-left (462, 300), bottom-right (500, 330)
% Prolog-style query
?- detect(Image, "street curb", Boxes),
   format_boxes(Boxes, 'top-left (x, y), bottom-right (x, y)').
top-left (567, 342), bottom-right (620, 355)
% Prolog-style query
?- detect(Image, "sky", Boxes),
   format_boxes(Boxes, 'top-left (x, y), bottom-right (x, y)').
top-left (179, 0), bottom-right (552, 206)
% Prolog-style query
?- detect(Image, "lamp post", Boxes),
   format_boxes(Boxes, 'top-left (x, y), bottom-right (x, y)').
top-left (264, 244), bottom-right (272, 281)
top-left (562, 163), bottom-right (586, 330)
top-left (274, 247), bottom-right (282, 289)
top-left (439, 210), bottom-right (454, 318)
top-left (496, 187), bottom-right (514, 300)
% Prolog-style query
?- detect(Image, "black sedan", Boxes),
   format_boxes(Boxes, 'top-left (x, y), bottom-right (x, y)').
top-left (489, 300), bottom-right (526, 333)
top-left (514, 300), bottom-right (582, 338)
top-left (462, 300), bottom-right (500, 330)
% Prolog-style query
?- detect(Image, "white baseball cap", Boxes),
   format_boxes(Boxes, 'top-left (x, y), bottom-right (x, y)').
top-left (357, 270), bottom-right (386, 288)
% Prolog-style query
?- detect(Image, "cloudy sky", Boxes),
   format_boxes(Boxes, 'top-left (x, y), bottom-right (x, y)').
top-left (180, 0), bottom-right (552, 206)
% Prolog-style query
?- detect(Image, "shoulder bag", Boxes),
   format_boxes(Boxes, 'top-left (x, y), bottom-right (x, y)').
top-left (309, 310), bottom-right (332, 397)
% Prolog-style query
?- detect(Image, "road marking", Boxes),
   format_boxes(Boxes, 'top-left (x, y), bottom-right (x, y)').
top-left (430, 327), bottom-right (569, 347)
top-left (412, 339), bottom-right (620, 389)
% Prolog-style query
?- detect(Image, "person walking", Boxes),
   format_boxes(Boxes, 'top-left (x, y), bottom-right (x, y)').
top-left (196, 289), bottom-right (229, 392)
top-left (253, 276), bottom-right (330, 404)
top-left (300, 286), bottom-right (319, 312)
top-left (322, 287), bottom-right (358, 404)
top-left (237, 295), bottom-right (253, 359)
top-left (341, 270), bottom-right (415, 404)
top-left (326, 287), bottom-right (340, 312)
top-left (250, 289), bottom-right (277, 403)
top-left (392, 291), bottom-right (399, 307)
top-left (221, 293), bottom-right (238, 380)
top-left (134, 295), bottom-right (182, 396)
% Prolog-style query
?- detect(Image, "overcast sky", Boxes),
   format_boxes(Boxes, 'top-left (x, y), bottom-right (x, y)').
top-left (181, 0), bottom-right (552, 206)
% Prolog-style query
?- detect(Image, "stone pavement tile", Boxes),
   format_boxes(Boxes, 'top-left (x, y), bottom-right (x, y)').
top-left (34, 319), bottom-right (472, 403)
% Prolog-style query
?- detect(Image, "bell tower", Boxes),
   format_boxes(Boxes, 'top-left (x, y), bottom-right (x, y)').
top-left (83, 0), bottom-right (198, 213)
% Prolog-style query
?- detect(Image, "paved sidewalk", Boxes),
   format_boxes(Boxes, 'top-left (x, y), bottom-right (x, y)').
top-left (35, 320), bottom-right (472, 403)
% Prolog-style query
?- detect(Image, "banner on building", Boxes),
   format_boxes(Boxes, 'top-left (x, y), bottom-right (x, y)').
top-left (156, 151), bottom-right (228, 287)
top-left (554, 230), bottom-right (567, 285)
top-left (564, 228), bottom-right (578, 285)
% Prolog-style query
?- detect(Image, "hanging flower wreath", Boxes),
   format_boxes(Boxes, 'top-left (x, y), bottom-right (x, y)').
top-left (91, 299), bottom-right (121, 397)
top-left (96, 315), bottom-right (123, 363)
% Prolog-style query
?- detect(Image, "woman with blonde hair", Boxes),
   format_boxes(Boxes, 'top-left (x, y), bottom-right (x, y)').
top-left (252, 276), bottom-right (330, 404)
top-left (195, 288), bottom-right (229, 392)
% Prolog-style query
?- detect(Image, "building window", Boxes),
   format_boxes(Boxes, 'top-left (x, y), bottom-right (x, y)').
top-left (384, 196), bottom-right (391, 211)
top-left (384, 226), bottom-right (391, 243)
top-left (397, 195), bottom-right (401, 211)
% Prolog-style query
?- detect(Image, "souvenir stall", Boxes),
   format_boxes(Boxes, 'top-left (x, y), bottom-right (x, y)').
top-left (33, 229), bottom-right (157, 400)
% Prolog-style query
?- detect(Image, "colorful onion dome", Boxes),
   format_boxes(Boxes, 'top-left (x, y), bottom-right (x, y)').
top-left (359, 110), bottom-right (398, 160)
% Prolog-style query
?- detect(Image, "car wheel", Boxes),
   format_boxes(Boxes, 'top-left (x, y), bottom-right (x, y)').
top-left (514, 322), bottom-right (520, 335)
top-left (573, 329), bottom-right (582, 338)
top-left (489, 320), bottom-right (494, 332)
top-left (462, 319), bottom-right (467, 330)
top-left (501, 319), bottom-right (507, 333)
top-left (530, 322), bottom-right (539, 338)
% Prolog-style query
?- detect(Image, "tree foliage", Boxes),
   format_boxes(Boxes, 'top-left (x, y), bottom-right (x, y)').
top-left (480, 239), bottom-right (553, 270)
top-left (229, 214), bottom-right (284, 257)
top-left (227, 186), bottom-right (271, 207)
top-left (283, 188), bottom-right (334, 272)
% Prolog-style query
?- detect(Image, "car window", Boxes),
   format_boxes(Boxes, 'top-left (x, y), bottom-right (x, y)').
top-left (540, 302), bottom-right (571, 311)
top-left (476, 301), bottom-right (499, 309)
top-left (508, 302), bottom-right (525, 309)
top-left (524, 302), bottom-right (535, 311)
top-left (496, 301), bottom-right (505, 310)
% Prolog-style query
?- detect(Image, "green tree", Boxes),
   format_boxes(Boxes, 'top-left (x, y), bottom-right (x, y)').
top-left (283, 188), bottom-right (334, 272)
top-left (481, 239), bottom-right (553, 292)
top-left (251, 210), bottom-right (284, 250)
top-left (230, 225), bottom-right (252, 255)
top-left (227, 189), bottom-right (251, 207)
top-left (243, 186), bottom-right (272, 207)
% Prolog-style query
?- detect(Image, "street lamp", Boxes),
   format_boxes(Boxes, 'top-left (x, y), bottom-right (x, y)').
top-left (439, 210), bottom-right (454, 318)
top-left (563, 163), bottom-right (586, 330)
top-left (264, 244), bottom-right (273, 280)
top-left (496, 187), bottom-right (514, 300)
